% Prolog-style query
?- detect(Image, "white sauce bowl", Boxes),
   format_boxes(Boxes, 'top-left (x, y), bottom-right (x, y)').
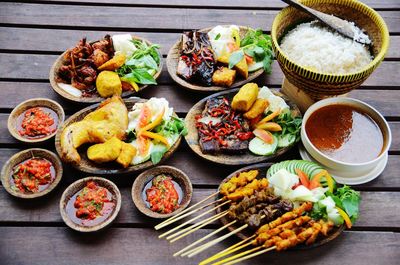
top-left (301, 97), bottom-right (391, 177)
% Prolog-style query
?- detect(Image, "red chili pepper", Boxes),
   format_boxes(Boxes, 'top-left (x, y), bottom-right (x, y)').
top-left (236, 132), bottom-right (254, 141)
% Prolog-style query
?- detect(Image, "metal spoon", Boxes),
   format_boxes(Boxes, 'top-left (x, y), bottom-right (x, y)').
top-left (281, 0), bottom-right (371, 45)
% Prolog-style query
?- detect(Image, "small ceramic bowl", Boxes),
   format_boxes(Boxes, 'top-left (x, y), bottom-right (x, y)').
top-left (301, 97), bottom-right (391, 177)
top-left (8, 98), bottom-right (65, 143)
top-left (60, 176), bottom-right (122, 232)
top-left (0, 148), bottom-right (63, 199)
top-left (132, 165), bottom-right (193, 219)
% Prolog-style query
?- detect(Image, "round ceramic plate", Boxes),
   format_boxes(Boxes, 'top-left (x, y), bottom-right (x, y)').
top-left (1, 148), bottom-right (63, 199)
top-left (132, 165), bottom-right (193, 219)
top-left (55, 98), bottom-right (182, 175)
top-left (8, 98), bottom-right (65, 143)
top-left (49, 35), bottom-right (163, 103)
top-left (184, 88), bottom-right (301, 165)
top-left (299, 144), bottom-right (388, 185)
top-left (216, 163), bottom-right (345, 248)
top-left (60, 176), bottom-right (121, 232)
top-left (166, 26), bottom-right (264, 93)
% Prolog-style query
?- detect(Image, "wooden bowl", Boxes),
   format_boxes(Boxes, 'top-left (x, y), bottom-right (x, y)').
top-left (8, 98), bottom-right (65, 143)
top-left (184, 88), bottom-right (301, 165)
top-left (54, 98), bottom-right (182, 175)
top-left (271, 0), bottom-right (390, 99)
top-left (49, 35), bottom-right (163, 103)
top-left (216, 163), bottom-right (345, 248)
top-left (132, 165), bottom-right (193, 219)
top-left (167, 26), bottom-right (264, 93)
top-left (1, 148), bottom-right (63, 199)
top-left (60, 176), bottom-right (121, 232)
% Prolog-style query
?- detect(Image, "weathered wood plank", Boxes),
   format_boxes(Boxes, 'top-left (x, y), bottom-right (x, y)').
top-left (0, 227), bottom-right (398, 265)
top-left (0, 54), bottom-right (399, 88)
top-left (0, 183), bottom-right (398, 228)
top-left (1, 28), bottom-right (400, 59)
top-left (1, 3), bottom-right (399, 32)
top-left (28, 0), bottom-right (400, 9)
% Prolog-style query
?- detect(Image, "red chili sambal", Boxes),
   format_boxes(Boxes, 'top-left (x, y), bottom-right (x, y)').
top-left (17, 107), bottom-right (57, 138)
top-left (145, 174), bottom-right (181, 214)
top-left (74, 181), bottom-right (113, 220)
top-left (11, 157), bottom-right (55, 193)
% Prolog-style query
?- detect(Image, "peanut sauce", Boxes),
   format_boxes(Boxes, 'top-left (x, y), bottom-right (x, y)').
top-left (305, 104), bottom-right (383, 163)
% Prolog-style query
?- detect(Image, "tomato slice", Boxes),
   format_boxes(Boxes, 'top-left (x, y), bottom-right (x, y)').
top-left (253, 128), bottom-right (273, 144)
top-left (138, 105), bottom-right (152, 129)
top-left (137, 135), bottom-right (150, 156)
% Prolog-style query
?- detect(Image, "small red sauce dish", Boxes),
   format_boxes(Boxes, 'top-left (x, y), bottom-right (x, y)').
top-left (1, 149), bottom-right (63, 199)
top-left (132, 166), bottom-right (192, 219)
top-left (60, 177), bottom-right (121, 232)
top-left (8, 98), bottom-right (65, 143)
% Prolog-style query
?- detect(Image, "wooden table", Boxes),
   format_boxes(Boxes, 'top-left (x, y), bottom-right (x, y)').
top-left (1, 1), bottom-right (399, 264)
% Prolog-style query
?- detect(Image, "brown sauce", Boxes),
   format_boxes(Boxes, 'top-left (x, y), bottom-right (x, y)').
top-left (305, 104), bottom-right (384, 163)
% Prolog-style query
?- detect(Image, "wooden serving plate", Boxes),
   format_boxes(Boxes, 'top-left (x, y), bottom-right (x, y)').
top-left (184, 88), bottom-right (301, 165)
top-left (60, 176), bottom-right (121, 232)
top-left (166, 26), bottom-right (265, 93)
top-left (216, 163), bottom-right (345, 248)
top-left (49, 35), bottom-right (163, 103)
top-left (54, 98), bottom-right (182, 175)
top-left (1, 148), bottom-right (63, 199)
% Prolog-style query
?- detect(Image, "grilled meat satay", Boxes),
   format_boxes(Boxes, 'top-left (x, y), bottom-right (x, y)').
top-left (275, 223), bottom-right (318, 251)
top-left (220, 170), bottom-right (259, 196)
top-left (306, 222), bottom-right (322, 245)
top-left (255, 216), bottom-right (311, 244)
top-left (320, 220), bottom-right (334, 236)
top-left (228, 189), bottom-right (277, 219)
top-left (227, 178), bottom-right (268, 201)
top-left (257, 202), bottom-right (313, 234)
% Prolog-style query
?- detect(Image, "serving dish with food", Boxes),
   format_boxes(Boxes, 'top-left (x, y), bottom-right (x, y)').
top-left (132, 165), bottom-right (193, 218)
top-left (153, 160), bottom-right (360, 263)
top-left (8, 98), bottom-right (65, 143)
top-left (1, 149), bottom-right (63, 199)
top-left (50, 34), bottom-right (162, 103)
top-left (300, 97), bottom-right (391, 185)
top-left (55, 95), bottom-right (186, 175)
top-left (60, 176), bottom-right (121, 232)
top-left (167, 25), bottom-right (274, 92)
top-left (185, 83), bottom-right (301, 165)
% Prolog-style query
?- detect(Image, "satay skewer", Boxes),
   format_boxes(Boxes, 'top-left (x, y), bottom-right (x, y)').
top-left (155, 192), bottom-right (220, 230)
top-left (159, 200), bottom-right (231, 238)
top-left (175, 220), bottom-right (237, 257)
top-left (168, 210), bottom-right (229, 242)
top-left (222, 246), bottom-right (276, 265)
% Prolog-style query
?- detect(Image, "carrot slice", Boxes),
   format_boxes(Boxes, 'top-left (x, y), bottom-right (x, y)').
top-left (295, 168), bottom-right (310, 189)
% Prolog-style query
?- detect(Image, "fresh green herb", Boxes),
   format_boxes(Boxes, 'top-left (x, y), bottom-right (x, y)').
top-left (310, 201), bottom-right (328, 220)
top-left (228, 50), bottom-right (244, 69)
top-left (273, 109), bottom-right (302, 141)
top-left (116, 39), bottom-right (161, 85)
top-left (154, 116), bottom-right (187, 137)
top-left (327, 185), bottom-right (361, 223)
top-left (240, 28), bottom-right (274, 73)
top-left (215, 33), bottom-right (221, 40)
top-left (150, 146), bottom-right (168, 164)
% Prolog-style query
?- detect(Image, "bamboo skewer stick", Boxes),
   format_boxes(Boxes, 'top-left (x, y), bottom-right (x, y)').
top-left (223, 246), bottom-right (276, 265)
top-left (199, 237), bottom-right (256, 265)
top-left (159, 200), bottom-right (231, 238)
top-left (169, 211), bottom-right (230, 243)
top-left (187, 223), bottom-right (250, 258)
top-left (187, 214), bottom-right (266, 258)
top-left (175, 220), bottom-right (237, 257)
top-left (211, 246), bottom-right (263, 265)
top-left (154, 192), bottom-right (220, 230)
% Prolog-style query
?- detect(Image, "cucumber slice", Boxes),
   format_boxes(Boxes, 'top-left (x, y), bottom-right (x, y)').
top-left (249, 135), bottom-right (278, 156)
top-left (277, 134), bottom-right (296, 148)
top-left (248, 61), bottom-right (264, 72)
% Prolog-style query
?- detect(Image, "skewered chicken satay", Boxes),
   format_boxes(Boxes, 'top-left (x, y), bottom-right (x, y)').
top-left (306, 222), bottom-right (322, 245)
top-left (257, 202), bottom-right (313, 234)
top-left (255, 215), bottom-right (311, 244)
top-left (220, 170), bottom-right (259, 196)
top-left (227, 178), bottom-right (268, 201)
top-left (320, 219), bottom-right (335, 236)
top-left (275, 223), bottom-right (318, 251)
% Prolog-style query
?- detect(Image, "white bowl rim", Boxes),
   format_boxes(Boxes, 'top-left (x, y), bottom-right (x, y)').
top-left (301, 97), bottom-right (392, 167)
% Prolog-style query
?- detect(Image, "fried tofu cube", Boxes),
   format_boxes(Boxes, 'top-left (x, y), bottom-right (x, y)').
top-left (212, 67), bottom-right (236, 87)
top-left (87, 137), bottom-right (122, 163)
top-left (231, 83), bottom-right (259, 111)
top-left (244, 98), bottom-right (269, 119)
top-left (217, 53), bottom-right (248, 79)
top-left (116, 142), bottom-right (137, 168)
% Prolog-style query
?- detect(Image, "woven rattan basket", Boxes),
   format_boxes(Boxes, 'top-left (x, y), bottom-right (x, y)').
top-left (271, 0), bottom-right (389, 99)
